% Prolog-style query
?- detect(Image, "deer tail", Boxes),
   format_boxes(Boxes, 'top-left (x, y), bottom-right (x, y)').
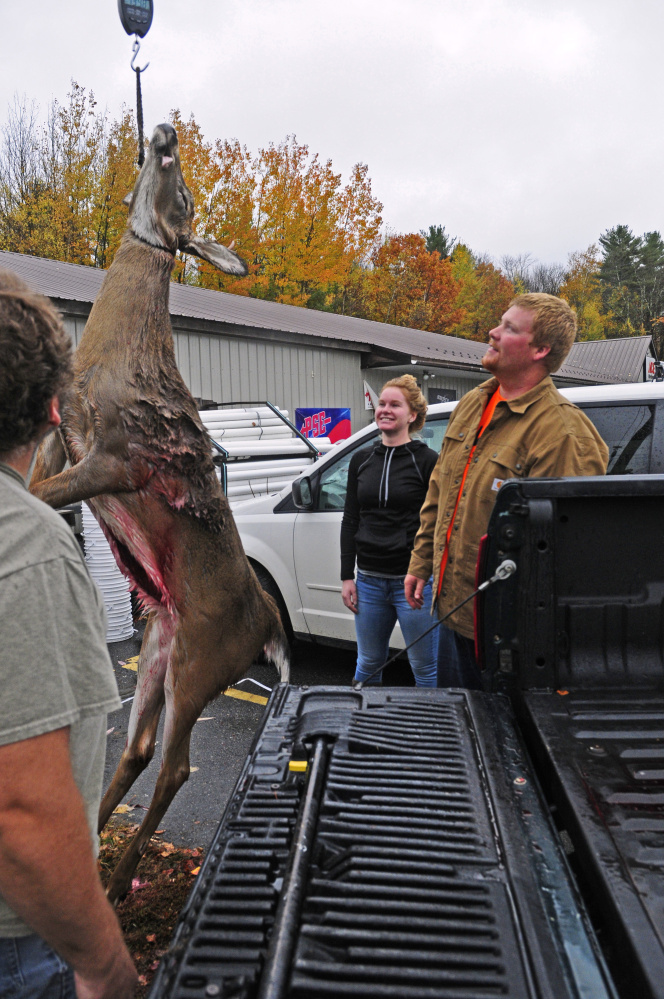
top-left (263, 618), bottom-right (290, 684)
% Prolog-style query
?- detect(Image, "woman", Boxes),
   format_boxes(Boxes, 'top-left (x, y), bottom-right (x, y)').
top-left (341, 374), bottom-right (438, 686)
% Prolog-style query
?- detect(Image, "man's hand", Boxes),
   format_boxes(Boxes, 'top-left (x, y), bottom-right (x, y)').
top-left (342, 579), bottom-right (358, 614)
top-left (404, 573), bottom-right (426, 610)
top-left (75, 949), bottom-right (138, 999)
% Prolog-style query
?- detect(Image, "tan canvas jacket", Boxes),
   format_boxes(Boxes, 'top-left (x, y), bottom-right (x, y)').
top-left (408, 375), bottom-right (609, 639)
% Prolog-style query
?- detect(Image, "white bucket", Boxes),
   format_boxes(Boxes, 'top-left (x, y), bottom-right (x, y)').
top-left (82, 505), bottom-right (134, 643)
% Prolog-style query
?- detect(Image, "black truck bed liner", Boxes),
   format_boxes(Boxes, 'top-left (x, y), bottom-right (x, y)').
top-left (478, 474), bottom-right (664, 999)
top-left (520, 688), bottom-right (664, 999)
top-left (149, 685), bottom-right (613, 999)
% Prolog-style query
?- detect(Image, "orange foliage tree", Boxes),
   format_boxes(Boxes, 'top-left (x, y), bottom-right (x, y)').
top-left (448, 244), bottom-right (514, 341)
top-left (169, 124), bottom-right (383, 306)
top-left (359, 233), bottom-right (463, 331)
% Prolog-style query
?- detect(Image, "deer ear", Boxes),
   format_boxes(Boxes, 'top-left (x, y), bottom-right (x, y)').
top-left (123, 192), bottom-right (134, 207)
top-left (181, 236), bottom-right (248, 276)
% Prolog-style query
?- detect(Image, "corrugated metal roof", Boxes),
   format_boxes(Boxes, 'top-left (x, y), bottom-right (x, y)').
top-left (0, 250), bottom-right (652, 383)
top-left (561, 336), bottom-right (653, 384)
top-left (0, 249), bottom-right (487, 369)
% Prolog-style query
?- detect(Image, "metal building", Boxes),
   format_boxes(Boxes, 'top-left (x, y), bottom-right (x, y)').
top-left (0, 250), bottom-right (656, 435)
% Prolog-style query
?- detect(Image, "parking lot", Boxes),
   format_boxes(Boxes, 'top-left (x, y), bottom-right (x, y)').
top-left (104, 631), bottom-right (415, 850)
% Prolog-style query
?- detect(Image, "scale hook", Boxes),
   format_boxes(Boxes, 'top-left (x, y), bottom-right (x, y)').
top-left (130, 36), bottom-right (150, 73)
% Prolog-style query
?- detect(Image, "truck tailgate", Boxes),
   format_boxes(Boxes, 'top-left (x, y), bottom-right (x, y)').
top-left (149, 684), bottom-right (613, 999)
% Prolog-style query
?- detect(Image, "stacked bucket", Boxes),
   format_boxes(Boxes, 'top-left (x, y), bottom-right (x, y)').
top-left (82, 503), bottom-right (134, 643)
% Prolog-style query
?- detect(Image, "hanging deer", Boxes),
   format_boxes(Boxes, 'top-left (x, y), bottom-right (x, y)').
top-left (30, 123), bottom-right (289, 904)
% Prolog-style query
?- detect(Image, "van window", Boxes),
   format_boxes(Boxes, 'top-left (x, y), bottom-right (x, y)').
top-left (582, 404), bottom-right (654, 475)
top-left (315, 415), bottom-right (449, 512)
top-left (317, 434), bottom-right (377, 511)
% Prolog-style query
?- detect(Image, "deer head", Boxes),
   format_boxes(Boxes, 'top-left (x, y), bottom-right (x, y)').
top-left (124, 122), bottom-right (248, 276)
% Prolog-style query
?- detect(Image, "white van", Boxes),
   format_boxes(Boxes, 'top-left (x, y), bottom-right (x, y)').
top-left (234, 382), bottom-right (664, 651)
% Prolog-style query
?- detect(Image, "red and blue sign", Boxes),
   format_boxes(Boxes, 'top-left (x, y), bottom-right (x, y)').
top-left (296, 408), bottom-right (351, 443)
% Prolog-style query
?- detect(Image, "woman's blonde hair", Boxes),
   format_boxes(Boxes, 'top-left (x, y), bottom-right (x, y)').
top-left (380, 373), bottom-right (428, 434)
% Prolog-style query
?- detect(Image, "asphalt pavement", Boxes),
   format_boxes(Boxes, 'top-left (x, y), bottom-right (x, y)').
top-left (104, 629), bottom-right (415, 851)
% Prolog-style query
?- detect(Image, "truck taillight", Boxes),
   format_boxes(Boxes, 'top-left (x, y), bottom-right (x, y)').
top-left (474, 534), bottom-right (489, 668)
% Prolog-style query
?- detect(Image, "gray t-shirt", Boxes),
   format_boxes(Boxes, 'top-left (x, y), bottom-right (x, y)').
top-left (0, 462), bottom-right (121, 937)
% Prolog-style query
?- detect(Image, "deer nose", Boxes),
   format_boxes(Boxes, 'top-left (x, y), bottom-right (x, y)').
top-left (161, 156), bottom-right (174, 169)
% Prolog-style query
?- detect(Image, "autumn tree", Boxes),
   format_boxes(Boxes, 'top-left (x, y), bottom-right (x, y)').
top-left (559, 246), bottom-right (605, 340)
top-left (166, 126), bottom-right (383, 308)
top-left (448, 244), bottom-right (514, 341)
top-left (356, 232), bottom-right (462, 331)
top-left (0, 84), bottom-right (138, 267)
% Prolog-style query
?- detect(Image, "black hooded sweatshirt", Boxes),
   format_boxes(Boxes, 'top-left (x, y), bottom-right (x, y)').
top-left (340, 438), bottom-right (438, 580)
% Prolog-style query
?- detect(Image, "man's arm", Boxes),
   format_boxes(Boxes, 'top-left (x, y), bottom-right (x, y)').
top-left (529, 429), bottom-right (609, 478)
top-left (0, 727), bottom-right (137, 999)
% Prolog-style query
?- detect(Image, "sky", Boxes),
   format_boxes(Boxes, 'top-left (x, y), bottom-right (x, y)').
top-left (2, 0), bottom-right (662, 266)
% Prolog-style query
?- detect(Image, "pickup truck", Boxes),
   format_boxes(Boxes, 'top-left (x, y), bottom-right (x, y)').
top-left (235, 381), bottom-right (664, 652)
top-left (149, 472), bottom-right (664, 999)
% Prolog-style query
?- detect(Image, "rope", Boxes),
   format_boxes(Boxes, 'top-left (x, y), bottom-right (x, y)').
top-left (135, 67), bottom-right (145, 167)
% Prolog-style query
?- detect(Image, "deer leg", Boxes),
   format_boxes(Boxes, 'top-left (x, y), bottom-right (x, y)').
top-left (31, 450), bottom-right (139, 508)
top-left (98, 608), bottom-right (175, 833)
top-left (30, 429), bottom-right (67, 487)
top-left (103, 624), bottom-right (220, 904)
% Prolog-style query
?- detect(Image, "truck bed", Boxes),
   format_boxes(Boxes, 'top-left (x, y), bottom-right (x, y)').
top-left (520, 687), bottom-right (664, 999)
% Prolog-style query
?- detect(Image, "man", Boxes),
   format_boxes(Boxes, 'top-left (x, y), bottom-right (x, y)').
top-left (0, 269), bottom-right (137, 999)
top-left (404, 293), bottom-right (609, 689)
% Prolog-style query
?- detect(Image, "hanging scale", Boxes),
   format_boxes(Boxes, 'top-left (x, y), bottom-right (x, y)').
top-left (117, 0), bottom-right (154, 166)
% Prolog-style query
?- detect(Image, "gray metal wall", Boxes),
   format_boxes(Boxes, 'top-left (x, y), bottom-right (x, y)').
top-left (59, 309), bottom-right (488, 436)
top-left (172, 324), bottom-right (368, 432)
top-left (363, 366), bottom-right (486, 410)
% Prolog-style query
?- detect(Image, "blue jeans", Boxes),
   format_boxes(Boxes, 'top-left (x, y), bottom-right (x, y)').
top-left (0, 934), bottom-right (75, 999)
top-left (353, 572), bottom-right (437, 686)
top-left (436, 624), bottom-right (484, 690)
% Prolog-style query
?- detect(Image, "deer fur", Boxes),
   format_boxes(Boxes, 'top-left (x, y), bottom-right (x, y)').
top-left (30, 123), bottom-right (289, 904)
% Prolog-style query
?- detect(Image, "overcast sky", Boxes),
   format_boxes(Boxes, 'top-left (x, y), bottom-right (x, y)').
top-left (2, 0), bottom-right (662, 266)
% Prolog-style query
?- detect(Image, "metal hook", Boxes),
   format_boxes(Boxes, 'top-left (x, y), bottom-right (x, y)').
top-left (131, 36), bottom-right (150, 73)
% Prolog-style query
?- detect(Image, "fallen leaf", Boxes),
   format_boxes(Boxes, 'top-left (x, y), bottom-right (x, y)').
top-left (113, 804), bottom-right (134, 815)
top-left (138, 975), bottom-right (148, 987)
top-left (190, 766), bottom-right (199, 773)
top-left (146, 933), bottom-right (156, 943)
top-left (154, 830), bottom-right (164, 835)
top-left (131, 878), bottom-right (149, 892)
top-left (197, 717), bottom-right (214, 722)
top-left (106, 727), bottom-right (115, 735)
top-left (190, 866), bottom-right (200, 876)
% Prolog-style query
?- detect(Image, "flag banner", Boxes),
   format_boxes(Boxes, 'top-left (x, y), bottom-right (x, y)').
top-left (296, 408), bottom-right (351, 442)
top-left (364, 381), bottom-right (379, 410)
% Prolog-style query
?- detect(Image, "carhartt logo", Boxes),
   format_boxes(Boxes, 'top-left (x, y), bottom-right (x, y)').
top-left (492, 478), bottom-right (504, 492)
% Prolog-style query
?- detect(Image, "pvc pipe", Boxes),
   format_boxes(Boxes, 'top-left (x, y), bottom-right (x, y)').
top-left (208, 427), bottom-right (292, 441)
top-left (199, 407), bottom-right (288, 422)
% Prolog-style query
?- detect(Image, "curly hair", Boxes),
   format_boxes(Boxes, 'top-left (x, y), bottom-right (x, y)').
top-left (381, 373), bottom-right (428, 434)
top-left (0, 269), bottom-right (73, 454)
